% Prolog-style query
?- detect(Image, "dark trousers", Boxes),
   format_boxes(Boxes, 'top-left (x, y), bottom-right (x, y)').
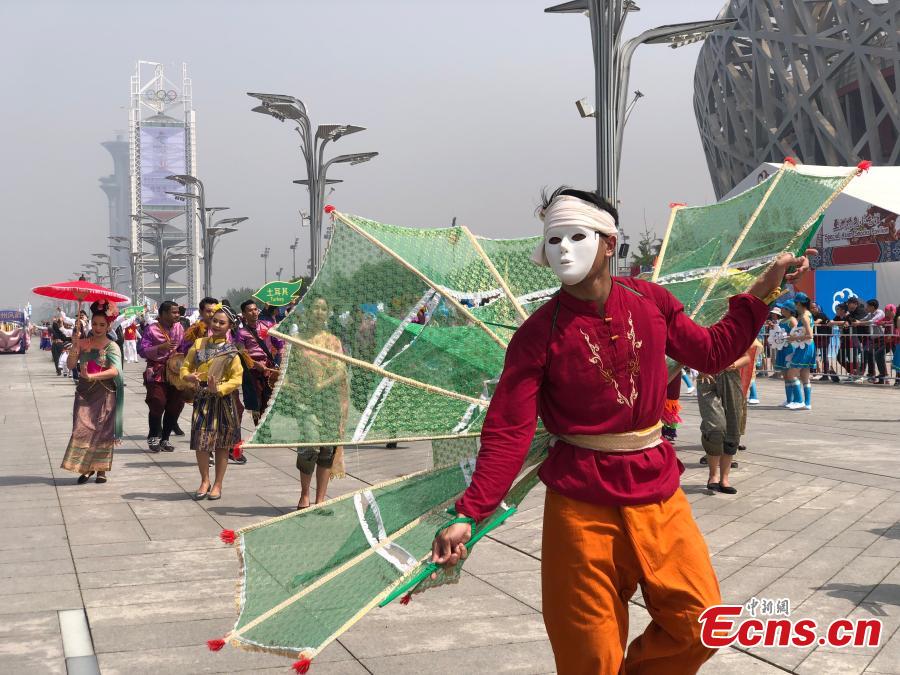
top-left (838, 337), bottom-right (860, 375)
top-left (864, 338), bottom-right (888, 380)
top-left (241, 368), bottom-right (272, 413)
top-left (145, 381), bottom-right (185, 440)
top-left (814, 337), bottom-right (830, 373)
top-left (51, 342), bottom-right (64, 373)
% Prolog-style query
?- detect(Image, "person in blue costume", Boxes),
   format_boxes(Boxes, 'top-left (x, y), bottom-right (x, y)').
top-left (788, 292), bottom-right (816, 409)
top-left (773, 301), bottom-right (799, 407)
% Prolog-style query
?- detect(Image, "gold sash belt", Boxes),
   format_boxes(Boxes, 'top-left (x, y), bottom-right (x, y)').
top-left (557, 421), bottom-right (663, 453)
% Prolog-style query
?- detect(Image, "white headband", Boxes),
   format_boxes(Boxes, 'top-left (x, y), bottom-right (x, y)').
top-left (531, 195), bottom-right (617, 266)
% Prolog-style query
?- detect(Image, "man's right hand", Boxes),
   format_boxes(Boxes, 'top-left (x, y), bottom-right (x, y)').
top-left (157, 339), bottom-right (172, 354)
top-left (430, 522), bottom-right (472, 579)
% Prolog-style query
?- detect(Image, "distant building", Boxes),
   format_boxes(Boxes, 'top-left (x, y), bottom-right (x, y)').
top-left (129, 61), bottom-right (198, 304)
top-left (100, 134), bottom-right (131, 294)
top-left (694, 0), bottom-right (900, 198)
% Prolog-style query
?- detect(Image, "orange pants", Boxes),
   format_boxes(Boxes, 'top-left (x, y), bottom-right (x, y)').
top-left (542, 488), bottom-right (720, 675)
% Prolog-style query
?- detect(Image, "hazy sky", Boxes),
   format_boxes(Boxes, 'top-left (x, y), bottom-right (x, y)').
top-left (0, 0), bottom-right (728, 311)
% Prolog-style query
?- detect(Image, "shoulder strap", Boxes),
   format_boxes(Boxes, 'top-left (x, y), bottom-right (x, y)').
top-left (247, 324), bottom-right (275, 365)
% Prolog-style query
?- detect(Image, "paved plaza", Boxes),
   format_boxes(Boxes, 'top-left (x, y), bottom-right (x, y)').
top-left (1, 348), bottom-right (900, 674)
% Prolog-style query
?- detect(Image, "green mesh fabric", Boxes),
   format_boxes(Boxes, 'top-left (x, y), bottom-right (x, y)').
top-left (656, 166), bottom-right (853, 325)
top-left (233, 433), bottom-right (550, 657)
top-left (657, 167), bottom-right (847, 282)
top-left (249, 214), bottom-right (553, 448)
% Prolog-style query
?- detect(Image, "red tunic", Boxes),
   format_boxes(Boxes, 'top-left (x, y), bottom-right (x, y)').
top-left (455, 277), bottom-right (770, 522)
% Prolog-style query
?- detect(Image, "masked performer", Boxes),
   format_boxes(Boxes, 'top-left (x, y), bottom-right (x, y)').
top-left (431, 187), bottom-right (812, 675)
top-left (180, 305), bottom-right (244, 500)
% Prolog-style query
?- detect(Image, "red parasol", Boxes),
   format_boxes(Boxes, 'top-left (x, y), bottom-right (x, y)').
top-left (32, 280), bottom-right (129, 304)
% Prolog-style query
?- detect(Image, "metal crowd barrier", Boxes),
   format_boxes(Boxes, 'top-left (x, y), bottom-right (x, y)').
top-left (755, 326), bottom-right (898, 384)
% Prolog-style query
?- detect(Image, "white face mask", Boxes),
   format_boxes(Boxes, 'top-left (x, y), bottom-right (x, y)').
top-left (544, 225), bottom-right (600, 285)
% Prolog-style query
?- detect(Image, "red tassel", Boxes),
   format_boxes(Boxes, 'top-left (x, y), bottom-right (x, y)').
top-left (400, 592), bottom-right (412, 605)
top-left (783, 157), bottom-right (796, 166)
top-left (857, 160), bottom-right (872, 173)
top-left (292, 657), bottom-right (312, 673)
top-left (220, 529), bottom-right (236, 545)
top-left (323, 205), bottom-right (335, 214)
top-left (231, 440), bottom-right (243, 460)
top-left (661, 399), bottom-right (683, 426)
top-left (207, 638), bottom-right (226, 651)
top-left (668, 202), bottom-right (686, 208)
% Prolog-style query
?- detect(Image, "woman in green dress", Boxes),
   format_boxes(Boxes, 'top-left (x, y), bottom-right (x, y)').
top-left (60, 303), bottom-right (124, 484)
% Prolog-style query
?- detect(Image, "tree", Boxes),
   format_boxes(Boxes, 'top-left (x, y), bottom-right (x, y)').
top-left (222, 286), bottom-right (257, 309)
top-left (630, 226), bottom-right (662, 270)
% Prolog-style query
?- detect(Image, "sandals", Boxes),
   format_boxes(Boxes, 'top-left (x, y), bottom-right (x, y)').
top-left (194, 483), bottom-right (211, 500)
top-left (207, 491), bottom-right (222, 501)
top-left (95, 473), bottom-right (107, 484)
top-left (77, 472), bottom-right (95, 484)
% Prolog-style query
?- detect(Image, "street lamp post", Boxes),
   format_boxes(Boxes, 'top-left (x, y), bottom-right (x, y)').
top-left (91, 253), bottom-right (110, 283)
top-left (165, 175), bottom-right (208, 301)
top-left (108, 266), bottom-right (126, 291)
top-left (110, 236), bottom-right (150, 303)
top-left (260, 247), bottom-right (271, 284)
top-left (248, 93), bottom-right (377, 277)
top-left (134, 215), bottom-right (185, 303)
top-left (545, 1), bottom-right (735, 269)
top-left (82, 264), bottom-right (99, 284)
top-left (275, 267), bottom-right (284, 281)
top-left (166, 174), bottom-right (213, 297)
top-left (289, 237), bottom-right (300, 279)
top-left (205, 217), bottom-right (246, 294)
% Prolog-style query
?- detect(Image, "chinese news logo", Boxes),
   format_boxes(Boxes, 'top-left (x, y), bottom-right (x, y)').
top-left (699, 597), bottom-right (882, 649)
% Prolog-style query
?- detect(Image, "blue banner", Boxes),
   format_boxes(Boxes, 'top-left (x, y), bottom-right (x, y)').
top-left (0, 310), bottom-right (25, 323)
top-left (814, 270), bottom-right (876, 318)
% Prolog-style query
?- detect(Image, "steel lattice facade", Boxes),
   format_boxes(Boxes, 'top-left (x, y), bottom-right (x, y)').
top-left (694, 0), bottom-right (900, 198)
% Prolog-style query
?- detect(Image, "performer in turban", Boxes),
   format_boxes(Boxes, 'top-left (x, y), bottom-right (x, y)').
top-left (431, 187), bottom-right (812, 674)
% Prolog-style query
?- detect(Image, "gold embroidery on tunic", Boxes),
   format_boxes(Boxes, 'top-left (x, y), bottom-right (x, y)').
top-left (580, 311), bottom-right (642, 408)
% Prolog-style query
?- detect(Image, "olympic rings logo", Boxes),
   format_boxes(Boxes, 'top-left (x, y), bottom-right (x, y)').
top-left (144, 89), bottom-right (178, 102)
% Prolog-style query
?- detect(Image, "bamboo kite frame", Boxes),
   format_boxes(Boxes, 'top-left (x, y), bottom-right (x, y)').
top-left (243, 431), bottom-right (481, 450)
top-left (226, 512), bottom-right (432, 647)
top-left (268, 327), bottom-right (486, 408)
top-left (782, 166), bottom-right (863, 254)
top-left (687, 164), bottom-right (790, 319)
top-left (650, 203), bottom-right (683, 283)
top-left (333, 211), bottom-right (508, 347)
top-left (227, 463), bottom-right (468, 658)
top-left (460, 225), bottom-right (529, 323)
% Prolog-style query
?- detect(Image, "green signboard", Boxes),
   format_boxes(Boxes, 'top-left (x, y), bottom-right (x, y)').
top-left (253, 280), bottom-right (303, 307)
top-left (121, 305), bottom-right (145, 318)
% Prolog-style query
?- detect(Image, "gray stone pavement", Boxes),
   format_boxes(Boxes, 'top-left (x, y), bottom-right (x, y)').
top-left (1, 348), bottom-right (899, 674)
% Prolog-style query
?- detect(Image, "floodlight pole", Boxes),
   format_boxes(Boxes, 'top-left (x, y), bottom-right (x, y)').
top-left (247, 93), bottom-right (377, 278)
top-left (545, 0), bottom-right (735, 272)
top-left (261, 247), bottom-right (270, 284)
top-left (289, 237), bottom-right (299, 278)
